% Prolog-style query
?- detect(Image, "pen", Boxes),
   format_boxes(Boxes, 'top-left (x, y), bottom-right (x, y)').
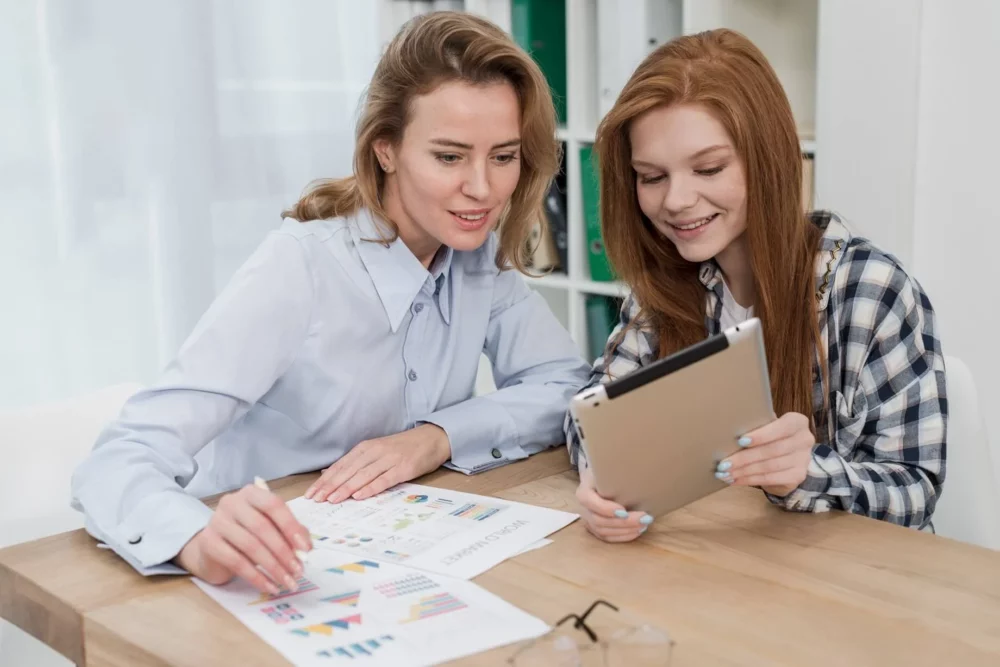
top-left (253, 476), bottom-right (310, 564)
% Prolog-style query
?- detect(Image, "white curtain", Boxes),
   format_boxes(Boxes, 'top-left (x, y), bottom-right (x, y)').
top-left (0, 0), bottom-right (381, 410)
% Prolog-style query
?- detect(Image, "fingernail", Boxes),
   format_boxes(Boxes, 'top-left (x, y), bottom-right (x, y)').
top-left (285, 575), bottom-right (298, 592)
top-left (738, 436), bottom-right (752, 447)
top-left (716, 460), bottom-right (732, 472)
top-left (290, 560), bottom-right (303, 576)
top-left (294, 534), bottom-right (311, 552)
top-left (294, 549), bottom-right (310, 564)
top-left (304, 488), bottom-right (314, 499)
top-left (715, 471), bottom-right (732, 480)
top-left (640, 514), bottom-right (654, 525)
top-left (267, 583), bottom-right (281, 596)
top-left (614, 509), bottom-right (628, 519)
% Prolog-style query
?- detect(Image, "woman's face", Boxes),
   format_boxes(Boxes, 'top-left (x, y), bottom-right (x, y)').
top-left (629, 103), bottom-right (748, 264)
top-left (375, 80), bottom-right (522, 265)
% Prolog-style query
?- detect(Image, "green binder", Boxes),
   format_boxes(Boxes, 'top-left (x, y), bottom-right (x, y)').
top-left (585, 295), bottom-right (620, 363)
top-left (511, 0), bottom-right (567, 125)
top-left (580, 145), bottom-right (614, 282)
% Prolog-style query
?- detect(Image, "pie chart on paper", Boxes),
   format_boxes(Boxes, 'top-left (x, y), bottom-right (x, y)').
top-left (404, 494), bottom-right (429, 504)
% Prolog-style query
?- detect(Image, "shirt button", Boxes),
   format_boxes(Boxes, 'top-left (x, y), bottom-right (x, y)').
top-left (414, 303), bottom-right (424, 313)
top-left (491, 448), bottom-right (502, 459)
top-left (408, 369), bottom-right (418, 381)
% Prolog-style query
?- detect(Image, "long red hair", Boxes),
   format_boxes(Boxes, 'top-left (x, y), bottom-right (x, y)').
top-left (596, 29), bottom-right (823, 427)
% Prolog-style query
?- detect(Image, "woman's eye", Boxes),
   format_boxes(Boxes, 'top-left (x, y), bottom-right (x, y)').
top-left (435, 154), bottom-right (461, 164)
top-left (695, 166), bottom-right (725, 176)
top-left (493, 153), bottom-right (518, 165)
top-left (639, 174), bottom-right (665, 185)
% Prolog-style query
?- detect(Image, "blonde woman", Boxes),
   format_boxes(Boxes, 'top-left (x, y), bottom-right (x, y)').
top-left (568, 29), bottom-right (946, 542)
top-left (72, 12), bottom-right (589, 593)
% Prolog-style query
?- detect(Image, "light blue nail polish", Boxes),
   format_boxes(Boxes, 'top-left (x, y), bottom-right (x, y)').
top-left (640, 514), bottom-right (654, 525)
top-left (614, 509), bottom-right (628, 519)
top-left (716, 460), bottom-right (732, 472)
top-left (738, 436), bottom-right (752, 447)
top-left (715, 471), bottom-right (731, 480)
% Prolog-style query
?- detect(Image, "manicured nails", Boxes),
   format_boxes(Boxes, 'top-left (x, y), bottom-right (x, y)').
top-left (716, 460), bottom-right (732, 472)
top-left (614, 509), bottom-right (629, 519)
top-left (738, 436), bottom-right (752, 447)
top-left (639, 514), bottom-right (654, 525)
top-left (294, 534), bottom-right (312, 553)
top-left (715, 471), bottom-right (731, 481)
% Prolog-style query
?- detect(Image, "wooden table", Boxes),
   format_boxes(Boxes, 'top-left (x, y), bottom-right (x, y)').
top-left (2, 448), bottom-right (999, 666)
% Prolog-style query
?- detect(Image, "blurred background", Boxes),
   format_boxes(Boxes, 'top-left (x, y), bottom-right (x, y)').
top-left (2, 0), bottom-right (998, 466)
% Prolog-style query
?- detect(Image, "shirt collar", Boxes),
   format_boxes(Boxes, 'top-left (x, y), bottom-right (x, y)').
top-left (428, 246), bottom-right (453, 325)
top-left (350, 209), bottom-right (454, 333)
top-left (698, 211), bottom-right (851, 313)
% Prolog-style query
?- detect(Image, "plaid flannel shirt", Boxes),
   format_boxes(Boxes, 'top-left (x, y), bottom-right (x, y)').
top-left (565, 211), bottom-right (947, 529)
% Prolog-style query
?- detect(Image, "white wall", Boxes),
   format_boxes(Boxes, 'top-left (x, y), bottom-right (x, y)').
top-left (912, 0), bottom-right (1000, 455)
top-left (814, 0), bottom-right (923, 268)
top-left (819, 0), bottom-right (1000, 469)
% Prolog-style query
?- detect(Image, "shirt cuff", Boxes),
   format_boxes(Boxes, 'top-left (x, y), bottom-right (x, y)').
top-left (107, 490), bottom-right (214, 574)
top-left (421, 397), bottom-right (525, 474)
top-left (764, 449), bottom-right (835, 513)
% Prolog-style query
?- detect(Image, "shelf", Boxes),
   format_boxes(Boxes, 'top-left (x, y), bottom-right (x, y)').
top-left (523, 273), bottom-right (629, 297)
top-left (570, 126), bottom-right (815, 154)
top-left (556, 127), bottom-right (594, 144)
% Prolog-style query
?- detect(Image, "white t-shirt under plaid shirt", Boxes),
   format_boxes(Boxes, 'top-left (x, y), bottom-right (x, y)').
top-left (565, 211), bottom-right (947, 529)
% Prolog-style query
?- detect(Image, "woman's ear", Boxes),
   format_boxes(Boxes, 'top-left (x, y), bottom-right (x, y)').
top-left (373, 139), bottom-right (396, 174)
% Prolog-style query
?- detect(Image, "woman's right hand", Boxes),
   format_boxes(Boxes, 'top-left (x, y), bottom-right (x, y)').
top-left (575, 463), bottom-right (652, 542)
top-left (176, 484), bottom-right (313, 595)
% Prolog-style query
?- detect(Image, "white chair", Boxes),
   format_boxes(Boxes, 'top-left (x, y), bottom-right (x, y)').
top-left (932, 357), bottom-right (1000, 549)
top-left (0, 382), bottom-right (142, 667)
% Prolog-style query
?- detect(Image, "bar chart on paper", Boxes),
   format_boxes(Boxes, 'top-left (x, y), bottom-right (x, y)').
top-left (401, 592), bottom-right (468, 624)
top-left (289, 482), bottom-right (577, 579)
top-left (193, 550), bottom-right (550, 667)
top-left (317, 635), bottom-right (396, 659)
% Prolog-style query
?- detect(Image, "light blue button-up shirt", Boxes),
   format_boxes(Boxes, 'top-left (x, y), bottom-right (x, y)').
top-left (70, 210), bottom-right (590, 575)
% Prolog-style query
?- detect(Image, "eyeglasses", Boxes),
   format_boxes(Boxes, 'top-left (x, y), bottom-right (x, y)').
top-left (507, 600), bottom-right (674, 667)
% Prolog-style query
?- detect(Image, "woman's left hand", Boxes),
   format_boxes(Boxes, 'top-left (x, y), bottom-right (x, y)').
top-left (718, 412), bottom-right (815, 497)
top-left (304, 424), bottom-right (452, 503)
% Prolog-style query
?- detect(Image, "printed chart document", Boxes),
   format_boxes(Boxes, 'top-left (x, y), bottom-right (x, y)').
top-left (288, 483), bottom-right (577, 579)
top-left (194, 550), bottom-right (549, 667)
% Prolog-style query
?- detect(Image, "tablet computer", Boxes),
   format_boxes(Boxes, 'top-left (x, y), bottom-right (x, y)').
top-left (568, 317), bottom-right (775, 518)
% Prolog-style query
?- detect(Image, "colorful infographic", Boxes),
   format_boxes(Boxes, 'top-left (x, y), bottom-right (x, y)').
top-left (289, 482), bottom-right (577, 580)
top-left (193, 550), bottom-right (550, 667)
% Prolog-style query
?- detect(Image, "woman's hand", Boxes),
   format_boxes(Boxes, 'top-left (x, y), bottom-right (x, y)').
top-left (717, 412), bottom-right (816, 497)
top-left (176, 484), bottom-right (312, 595)
top-left (575, 463), bottom-right (652, 542)
top-left (305, 424), bottom-right (452, 503)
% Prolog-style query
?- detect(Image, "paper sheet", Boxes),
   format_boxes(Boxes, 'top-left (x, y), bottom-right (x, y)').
top-left (513, 539), bottom-right (553, 556)
top-left (193, 550), bottom-right (549, 666)
top-left (289, 483), bottom-right (576, 579)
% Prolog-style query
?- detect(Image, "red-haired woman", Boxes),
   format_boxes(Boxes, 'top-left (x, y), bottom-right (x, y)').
top-left (568, 29), bottom-right (946, 542)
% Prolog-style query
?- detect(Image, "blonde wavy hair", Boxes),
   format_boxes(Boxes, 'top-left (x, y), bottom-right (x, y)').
top-left (283, 11), bottom-right (560, 272)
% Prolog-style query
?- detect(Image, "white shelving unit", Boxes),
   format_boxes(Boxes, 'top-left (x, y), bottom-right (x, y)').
top-left (379, 0), bottom-right (820, 360)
